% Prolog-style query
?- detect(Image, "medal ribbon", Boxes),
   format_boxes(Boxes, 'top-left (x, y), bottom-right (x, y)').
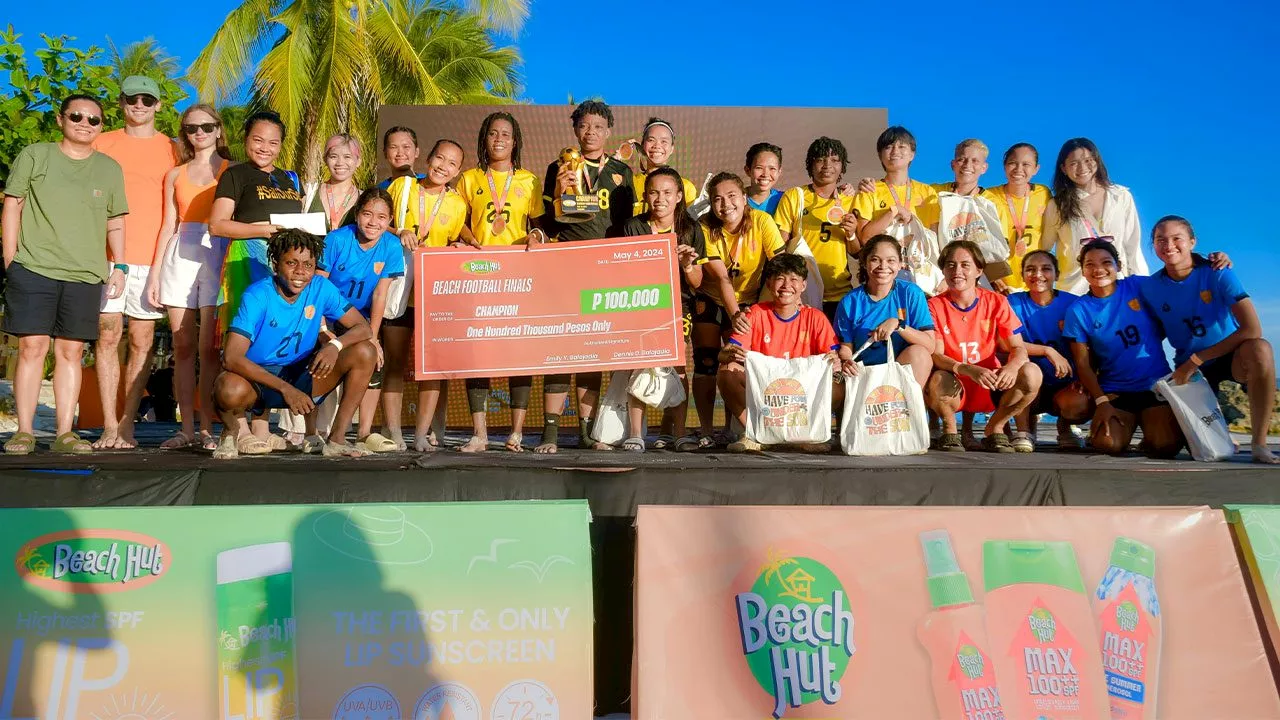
top-left (888, 181), bottom-right (912, 219)
top-left (486, 169), bottom-right (514, 231)
top-left (416, 184), bottom-right (447, 242)
top-left (325, 183), bottom-right (355, 230)
top-left (1007, 189), bottom-right (1031, 241)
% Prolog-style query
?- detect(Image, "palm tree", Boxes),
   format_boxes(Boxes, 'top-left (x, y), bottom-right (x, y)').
top-left (188, 0), bottom-right (527, 183)
top-left (106, 37), bottom-right (181, 85)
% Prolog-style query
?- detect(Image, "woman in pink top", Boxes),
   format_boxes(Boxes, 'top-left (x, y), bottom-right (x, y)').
top-left (146, 104), bottom-right (232, 450)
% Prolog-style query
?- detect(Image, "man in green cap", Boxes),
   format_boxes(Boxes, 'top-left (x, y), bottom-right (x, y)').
top-left (92, 75), bottom-right (178, 449)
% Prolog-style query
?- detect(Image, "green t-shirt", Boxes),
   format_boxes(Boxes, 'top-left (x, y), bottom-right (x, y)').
top-left (3, 142), bottom-right (128, 283)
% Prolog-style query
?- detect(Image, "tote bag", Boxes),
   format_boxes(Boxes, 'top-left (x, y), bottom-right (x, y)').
top-left (744, 351), bottom-right (832, 445)
top-left (839, 340), bottom-right (929, 456)
top-left (590, 370), bottom-right (633, 446)
top-left (885, 215), bottom-right (945, 296)
top-left (937, 192), bottom-right (1012, 281)
top-left (1153, 372), bottom-right (1234, 461)
top-left (629, 367), bottom-right (686, 409)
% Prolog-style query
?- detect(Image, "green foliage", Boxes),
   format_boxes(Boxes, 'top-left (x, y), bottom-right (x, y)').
top-left (1220, 383), bottom-right (1280, 435)
top-left (0, 26), bottom-right (188, 183)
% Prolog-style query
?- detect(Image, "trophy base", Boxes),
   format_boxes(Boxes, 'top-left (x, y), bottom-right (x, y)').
top-left (556, 195), bottom-right (600, 224)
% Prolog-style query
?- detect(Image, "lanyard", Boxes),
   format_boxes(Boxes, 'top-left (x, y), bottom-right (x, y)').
top-left (485, 169), bottom-right (513, 223)
top-left (1080, 188), bottom-right (1108, 239)
top-left (416, 185), bottom-right (447, 242)
top-left (324, 183), bottom-right (355, 230)
top-left (888, 181), bottom-right (912, 217)
top-left (1006, 188), bottom-right (1031, 240)
top-left (582, 155), bottom-right (608, 192)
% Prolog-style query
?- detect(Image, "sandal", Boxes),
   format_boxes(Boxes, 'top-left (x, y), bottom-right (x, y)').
top-left (674, 434), bottom-right (701, 452)
top-left (198, 430), bottom-right (219, 451)
top-left (160, 431), bottom-right (195, 450)
top-left (51, 432), bottom-right (92, 454)
top-left (938, 433), bottom-right (965, 452)
top-left (652, 434), bottom-right (675, 450)
top-left (266, 434), bottom-right (288, 452)
top-left (1010, 432), bottom-right (1035, 453)
top-left (323, 441), bottom-right (373, 458)
top-left (4, 432), bottom-right (36, 455)
top-left (696, 434), bottom-right (715, 450)
top-left (358, 432), bottom-right (398, 453)
top-left (212, 433), bottom-right (239, 460)
top-left (982, 433), bottom-right (1015, 454)
top-left (622, 437), bottom-right (645, 452)
top-left (238, 435), bottom-right (272, 456)
top-left (302, 434), bottom-right (326, 454)
top-left (728, 437), bottom-right (763, 453)
top-left (505, 433), bottom-right (525, 453)
top-left (459, 435), bottom-right (488, 453)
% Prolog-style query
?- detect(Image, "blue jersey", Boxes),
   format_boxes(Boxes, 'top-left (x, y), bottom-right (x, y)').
top-left (1007, 290), bottom-right (1077, 381)
top-left (1139, 259), bottom-right (1248, 365)
top-left (833, 280), bottom-right (934, 365)
top-left (230, 276), bottom-right (352, 367)
top-left (1063, 276), bottom-right (1170, 393)
top-left (319, 224), bottom-right (405, 316)
top-left (748, 188), bottom-right (783, 215)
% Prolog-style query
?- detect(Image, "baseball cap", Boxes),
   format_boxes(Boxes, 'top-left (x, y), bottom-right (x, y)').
top-left (121, 75), bottom-right (161, 99)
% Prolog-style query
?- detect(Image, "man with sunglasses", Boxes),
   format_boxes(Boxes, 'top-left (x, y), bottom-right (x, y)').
top-left (2, 94), bottom-right (128, 454)
top-left (91, 75), bottom-right (179, 449)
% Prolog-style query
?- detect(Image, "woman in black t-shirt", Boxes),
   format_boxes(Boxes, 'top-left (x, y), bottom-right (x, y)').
top-left (209, 110), bottom-right (304, 334)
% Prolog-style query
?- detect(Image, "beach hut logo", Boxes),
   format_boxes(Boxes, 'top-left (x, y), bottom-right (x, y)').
top-left (734, 549), bottom-right (856, 718)
top-left (16, 529), bottom-right (169, 592)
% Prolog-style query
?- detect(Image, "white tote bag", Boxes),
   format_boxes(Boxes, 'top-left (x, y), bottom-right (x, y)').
top-left (886, 215), bottom-right (945, 296)
top-left (384, 176), bottom-right (419, 320)
top-left (1153, 372), bottom-right (1234, 461)
top-left (590, 370), bottom-right (633, 446)
top-left (937, 192), bottom-right (1012, 281)
top-left (839, 340), bottom-right (930, 456)
top-left (760, 189), bottom-right (825, 307)
top-left (628, 366), bottom-right (686, 409)
top-left (744, 351), bottom-right (832, 445)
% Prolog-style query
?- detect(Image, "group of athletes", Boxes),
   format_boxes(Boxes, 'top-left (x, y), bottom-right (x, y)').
top-left (2, 82), bottom-right (1274, 461)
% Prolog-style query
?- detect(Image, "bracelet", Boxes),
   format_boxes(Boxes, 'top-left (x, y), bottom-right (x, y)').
top-left (327, 337), bottom-right (344, 352)
top-left (1190, 353), bottom-right (1203, 367)
top-left (1094, 395), bottom-right (1111, 405)
top-left (113, 263), bottom-right (129, 274)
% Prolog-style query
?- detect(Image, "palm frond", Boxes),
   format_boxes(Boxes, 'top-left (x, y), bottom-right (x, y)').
top-left (187, 0), bottom-right (283, 102)
top-left (461, 0), bottom-right (530, 35)
top-left (252, 1), bottom-right (316, 167)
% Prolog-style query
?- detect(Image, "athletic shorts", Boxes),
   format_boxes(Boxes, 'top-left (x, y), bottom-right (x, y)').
top-left (1, 262), bottom-right (102, 341)
top-left (159, 223), bottom-right (226, 309)
top-left (100, 264), bottom-right (164, 319)
top-left (1199, 351), bottom-right (1241, 392)
top-left (384, 311), bottom-right (415, 330)
top-left (250, 356), bottom-right (333, 414)
top-left (1110, 390), bottom-right (1168, 416)
top-left (956, 372), bottom-right (997, 414)
top-left (1030, 378), bottom-right (1077, 416)
top-left (691, 294), bottom-right (744, 332)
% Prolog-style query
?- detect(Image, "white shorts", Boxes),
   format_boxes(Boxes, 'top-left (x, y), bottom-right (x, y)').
top-left (159, 223), bottom-right (226, 310)
top-left (100, 264), bottom-right (164, 320)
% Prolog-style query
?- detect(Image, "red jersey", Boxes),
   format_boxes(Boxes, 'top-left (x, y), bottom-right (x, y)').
top-left (927, 288), bottom-right (1022, 369)
top-left (729, 302), bottom-right (838, 360)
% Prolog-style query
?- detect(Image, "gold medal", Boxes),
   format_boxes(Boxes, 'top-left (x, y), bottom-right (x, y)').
top-left (826, 204), bottom-right (845, 224)
top-left (493, 217), bottom-right (507, 235)
top-left (617, 140), bottom-right (636, 162)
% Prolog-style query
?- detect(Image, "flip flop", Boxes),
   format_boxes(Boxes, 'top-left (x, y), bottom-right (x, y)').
top-left (358, 432), bottom-right (398, 453)
top-left (652, 434), bottom-right (675, 450)
top-left (674, 434), bottom-right (700, 452)
top-left (197, 430), bottom-right (219, 451)
top-left (52, 432), bottom-right (93, 455)
top-left (4, 432), bottom-right (36, 455)
top-left (160, 431), bottom-right (195, 450)
top-left (323, 441), bottom-right (373, 457)
top-left (505, 432), bottom-right (525, 453)
top-left (238, 435), bottom-right (272, 456)
top-left (622, 437), bottom-right (645, 452)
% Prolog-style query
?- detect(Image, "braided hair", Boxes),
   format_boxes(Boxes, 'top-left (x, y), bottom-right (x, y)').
top-left (268, 227), bottom-right (325, 267)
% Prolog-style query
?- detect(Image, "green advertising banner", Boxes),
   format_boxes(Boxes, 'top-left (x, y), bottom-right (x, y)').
top-left (0, 501), bottom-right (593, 720)
top-left (1227, 505), bottom-right (1280, 656)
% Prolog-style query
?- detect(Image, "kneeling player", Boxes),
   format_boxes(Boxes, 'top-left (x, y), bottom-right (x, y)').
top-left (213, 229), bottom-right (378, 458)
top-left (925, 241), bottom-right (1042, 452)
top-left (718, 253), bottom-right (842, 453)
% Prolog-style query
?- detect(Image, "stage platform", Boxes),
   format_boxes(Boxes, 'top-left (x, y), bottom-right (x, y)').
top-left (2, 424), bottom-right (1277, 713)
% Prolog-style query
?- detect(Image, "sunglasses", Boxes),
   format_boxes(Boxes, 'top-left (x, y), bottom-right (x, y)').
top-left (124, 94), bottom-right (158, 107)
top-left (64, 112), bottom-right (102, 127)
top-left (1081, 235), bottom-right (1116, 246)
top-left (183, 123), bottom-right (219, 135)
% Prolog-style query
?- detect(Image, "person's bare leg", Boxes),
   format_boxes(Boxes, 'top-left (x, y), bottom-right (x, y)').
top-left (315, 342), bottom-right (378, 453)
top-left (925, 371), bottom-right (963, 435)
top-left (197, 306), bottom-right (221, 438)
top-left (461, 411), bottom-right (489, 452)
top-left (379, 324), bottom-right (410, 450)
top-left (414, 381), bottom-right (443, 452)
top-left (14, 335), bottom-right (50, 436)
top-left (167, 308), bottom-right (198, 442)
top-left (716, 363), bottom-right (748, 429)
top-left (691, 323), bottom-right (720, 437)
top-left (1234, 339), bottom-right (1279, 463)
top-left (116, 318), bottom-right (156, 447)
top-left (93, 313), bottom-right (124, 448)
top-left (51, 338), bottom-right (85, 436)
top-left (900, 345), bottom-right (933, 388)
top-left (535, 386), bottom-right (569, 454)
top-left (356, 386), bottom-right (381, 440)
top-left (671, 369), bottom-right (691, 439)
top-left (986, 363), bottom-right (1042, 438)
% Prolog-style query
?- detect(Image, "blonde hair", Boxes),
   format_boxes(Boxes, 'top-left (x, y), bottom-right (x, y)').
top-left (953, 138), bottom-right (989, 160)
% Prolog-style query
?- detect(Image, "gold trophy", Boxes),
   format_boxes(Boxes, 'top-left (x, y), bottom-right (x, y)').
top-left (555, 147), bottom-right (600, 224)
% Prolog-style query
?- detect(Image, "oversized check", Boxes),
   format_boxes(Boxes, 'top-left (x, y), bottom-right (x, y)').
top-left (413, 234), bottom-right (685, 380)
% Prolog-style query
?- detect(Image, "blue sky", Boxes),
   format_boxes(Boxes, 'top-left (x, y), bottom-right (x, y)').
top-left (9, 0), bottom-right (1280, 349)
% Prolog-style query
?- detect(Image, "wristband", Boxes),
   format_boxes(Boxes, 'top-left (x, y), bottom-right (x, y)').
top-left (113, 263), bottom-right (129, 274)
top-left (327, 338), bottom-right (344, 352)
top-left (1190, 353), bottom-right (1203, 367)
top-left (1094, 395), bottom-right (1111, 405)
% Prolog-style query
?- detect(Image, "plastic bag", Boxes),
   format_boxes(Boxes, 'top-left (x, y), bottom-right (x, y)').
top-left (1153, 372), bottom-right (1234, 461)
top-left (628, 367), bottom-right (686, 409)
top-left (839, 340), bottom-right (929, 456)
top-left (590, 370), bottom-right (632, 446)
top-left (744, 351), bottom-right (832, 445)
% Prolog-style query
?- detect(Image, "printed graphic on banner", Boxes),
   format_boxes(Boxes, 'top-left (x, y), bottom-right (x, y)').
top-left (413, 235), bottom-right (684, 380)
top-left (0, 501), bottom-right (593, 720)
top-left (1227, 506), bottom-right (1280, 658)
top-left (634, 506), bottom-right (1278, 719)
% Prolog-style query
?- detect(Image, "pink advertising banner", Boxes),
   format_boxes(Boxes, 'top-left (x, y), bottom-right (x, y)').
top-left (634, 506), bottom-right (1278, 720)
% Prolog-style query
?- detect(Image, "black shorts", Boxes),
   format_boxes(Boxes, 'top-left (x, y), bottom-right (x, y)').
top-left (1199, 351), bottom-right (1240, 392)
top-left (1, 262), bottom-right (102, 341)
top-left (1110, 390), bottom-right (1168, 416)
top-left (821, 301), bottom-right (840, 324)
top-left (250, 357), bottom-right (331, 414)
top-left (691, 294), bottom-right (740, 332)
top-left (384, 311), bottom-right (415, 330)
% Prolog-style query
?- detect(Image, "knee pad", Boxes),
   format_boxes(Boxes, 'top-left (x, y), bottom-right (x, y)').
top-left (509, 377), bottom-right (532, 410)
top-left (693, 347), bottom-right (720, 377)
top-left (577, 372), bottom-right (602, 393)
top-left (465, 378), bottom-right (491, 414)
top-left (543, 374), bottom-right (571, 394)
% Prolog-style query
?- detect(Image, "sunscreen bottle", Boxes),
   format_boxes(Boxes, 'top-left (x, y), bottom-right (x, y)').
top-left (1094, 538), bottom-right (1161, 719)
top-left (916, 530), bottom-right (1005, 720)
top-left (983, 540), bottom-right (1109, 719)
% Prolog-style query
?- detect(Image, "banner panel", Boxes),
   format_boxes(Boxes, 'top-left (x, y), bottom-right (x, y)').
top-left (635, 505), bottom-right (1277, 719)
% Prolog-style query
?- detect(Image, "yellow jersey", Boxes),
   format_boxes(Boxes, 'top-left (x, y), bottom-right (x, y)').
top-left (852, 179), bottom-right (940, 230)
top-left (774, 185), bottom-right (856, 301)
top-left (386, 181), bottom-right (468, 248)
top-left (930, 182), bottom-right (984, 195)
top-left (456, 167), bottom-right (544, 246)
top-left (979, 184), bottom-right (1052, 289)
top-left (700, 208), bottom-right (785, 306)
top-left (631, 170), bottom-right (698, 216)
